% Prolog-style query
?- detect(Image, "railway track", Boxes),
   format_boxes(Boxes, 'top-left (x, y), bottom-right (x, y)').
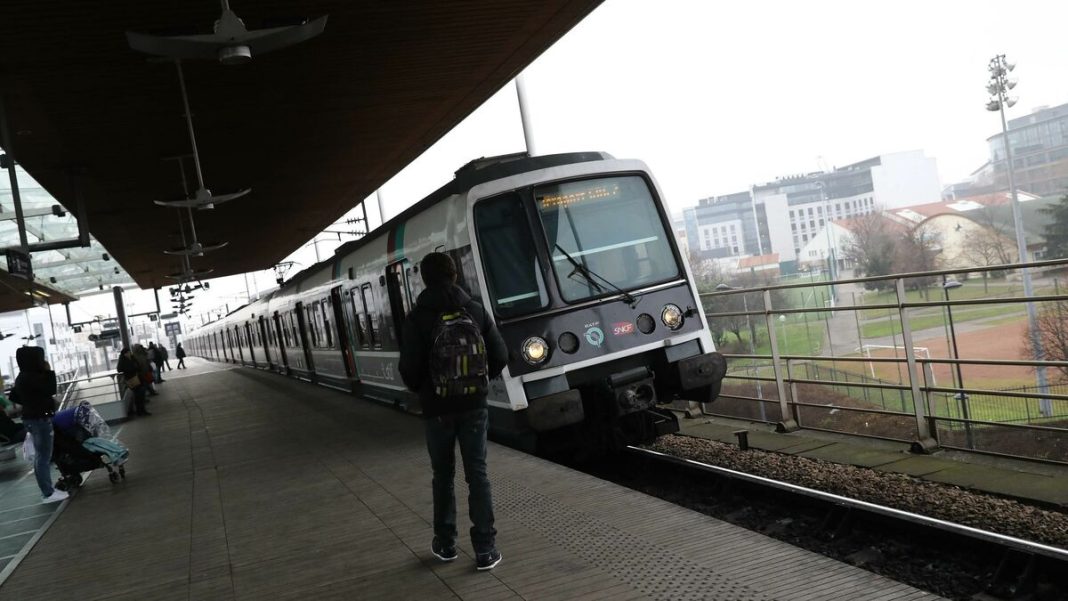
top-left (565, 445), bottom-right (1068, 600)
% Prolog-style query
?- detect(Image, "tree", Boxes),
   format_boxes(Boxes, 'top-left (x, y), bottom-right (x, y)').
top-left (894, 223), bottom-right (942, 298)
top-left (841, 212), bottom-right (899, 290)
top-left (1028, 302), bottom-right (1068, 383)
top-left (1041, 194), bottom-right (1068, 259)
top-left (958, 209), bottom-right (1015, 292)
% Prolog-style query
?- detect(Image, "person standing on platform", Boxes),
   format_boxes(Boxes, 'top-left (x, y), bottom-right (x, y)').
top-left (399, 252), bottom-right (508, 571)
top-left (11, 346), bottom-right (68, 503)
top-left (132, 344), bottom-right (157, 398)
top-left (159, 343), bottom-right (172, 372)
top-left (175, 343), bottom-right (187, 369)
top-left (118, 347), bottom-right (150, 416)
top-left (148, 342), bottom-right (165, 383)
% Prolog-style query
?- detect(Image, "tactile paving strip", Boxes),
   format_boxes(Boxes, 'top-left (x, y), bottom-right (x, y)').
top-left (494, 477), bottom-right (773, 601)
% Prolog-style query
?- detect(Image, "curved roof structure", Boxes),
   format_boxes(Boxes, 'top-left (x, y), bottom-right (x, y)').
top-left (0, 1), bottom-right (602, 290)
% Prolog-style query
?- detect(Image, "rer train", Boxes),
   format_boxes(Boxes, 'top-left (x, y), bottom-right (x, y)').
top-left (186, 152), bottom-right (726, 452)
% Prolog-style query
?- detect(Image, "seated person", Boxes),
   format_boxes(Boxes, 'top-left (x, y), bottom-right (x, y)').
top-left (0, 389), bottom-right (25, 444)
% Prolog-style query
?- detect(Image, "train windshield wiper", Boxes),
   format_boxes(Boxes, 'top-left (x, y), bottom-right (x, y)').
top-left (554, 244), bottom-right (638, 306)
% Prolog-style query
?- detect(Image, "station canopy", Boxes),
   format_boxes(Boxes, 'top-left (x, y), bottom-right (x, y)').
top-left (0, 164), bottom-right (133, 309)
top-left (0, 1), bottom-right (602, 292)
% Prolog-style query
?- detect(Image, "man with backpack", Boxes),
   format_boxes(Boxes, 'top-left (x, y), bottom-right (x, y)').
top-left (399, 252), bottom-right (508, 571)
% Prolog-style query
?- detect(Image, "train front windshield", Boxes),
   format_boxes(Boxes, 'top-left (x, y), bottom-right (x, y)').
top-left (536, 176), bottom-right (679, 302)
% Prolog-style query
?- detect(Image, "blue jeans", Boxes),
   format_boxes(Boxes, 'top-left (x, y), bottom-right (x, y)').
top-left (425, 408), bottom-right (496, 553)
top-left (23, 418), bottom-right (55, 497)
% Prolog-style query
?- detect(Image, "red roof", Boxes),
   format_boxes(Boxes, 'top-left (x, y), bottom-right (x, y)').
top-left (737, 253), bottom-right (780, 268)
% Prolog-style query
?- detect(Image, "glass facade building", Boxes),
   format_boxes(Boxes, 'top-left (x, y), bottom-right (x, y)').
top-left (987, 102), bottom-right (1068, 197)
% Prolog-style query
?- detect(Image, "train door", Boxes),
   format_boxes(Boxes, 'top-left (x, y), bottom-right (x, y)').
top-left (272, 313), bottom-right (289, 371)
top-left (258, 317), bottom-right (272, 367)
top-left (244, 322), bottom-right (257, 365)
top-left (384, 261), bottom-right (412, 346)
top-left (294, 302), bottom-right (316, 374)
top-left (234, 327), bottom-right (245, 363)
top-left (330, 286), bottom-right (356, 377)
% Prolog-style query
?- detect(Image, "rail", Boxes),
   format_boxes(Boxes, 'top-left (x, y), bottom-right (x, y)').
top-left (628, 446), bottom-right (1068, 562)
top-left (700, 257), bottom-right (1068, 463)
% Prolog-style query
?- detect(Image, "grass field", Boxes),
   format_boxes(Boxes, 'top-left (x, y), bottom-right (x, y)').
top-left (859, 305), bottom-right (1026, 339)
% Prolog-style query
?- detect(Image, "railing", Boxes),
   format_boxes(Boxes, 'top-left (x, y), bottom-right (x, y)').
top-left (56, 371), bottom-right (125, 412)
top-left (701, 257), bottom-right (1068, 464)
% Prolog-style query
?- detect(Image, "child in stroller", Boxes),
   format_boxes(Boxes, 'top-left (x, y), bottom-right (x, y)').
top-left (53, 401), bottom-right (128, 490)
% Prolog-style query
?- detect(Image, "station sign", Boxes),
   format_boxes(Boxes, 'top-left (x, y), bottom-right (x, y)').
top-left (88, 329), bottom-right (121, 342)
top-left (6, 249), bottom-right (32, 280)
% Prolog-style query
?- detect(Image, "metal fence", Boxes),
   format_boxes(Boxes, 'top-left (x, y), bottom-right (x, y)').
top-left (702, 257), bottom-right (1068, 464)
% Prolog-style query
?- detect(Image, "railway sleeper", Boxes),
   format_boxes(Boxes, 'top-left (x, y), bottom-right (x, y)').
top-left (982, 549), bottom-right (1037, 600)
top-left (819, 505), bottom-right (855, 541)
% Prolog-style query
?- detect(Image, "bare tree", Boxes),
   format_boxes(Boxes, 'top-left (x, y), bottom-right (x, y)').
top-left (959, 209), bottom-right (1016, 292)
top-left (1030, 302), bottom-right (1068, 383)
top-left (894, 223), bottom-right (942, 299)
top-left (842, 212), bottom-right (900, 290)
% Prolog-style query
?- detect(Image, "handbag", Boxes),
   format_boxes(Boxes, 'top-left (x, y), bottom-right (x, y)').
top-left (22, 436), bottom-right (35, 461)
top-left (125, 375), bottom-right (141, 389)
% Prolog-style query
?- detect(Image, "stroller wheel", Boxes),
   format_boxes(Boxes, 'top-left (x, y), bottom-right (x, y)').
top-left (119, 467), bottom-right (126, 479)
top-left (109, 472), bottom-right (119, 483)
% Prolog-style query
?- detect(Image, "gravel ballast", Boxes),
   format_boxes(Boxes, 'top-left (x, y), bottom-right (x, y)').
top-left (647, 433), bottom-right (1068, 549)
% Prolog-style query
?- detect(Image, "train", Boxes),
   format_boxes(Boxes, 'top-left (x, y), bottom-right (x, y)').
top-left (185, 151), bottom-right (727, 453)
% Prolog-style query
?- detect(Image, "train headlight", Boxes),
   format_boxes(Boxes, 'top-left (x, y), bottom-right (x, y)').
top-left (522, 336), bottom-right (550, 365)
top-left (661, 304), bottom-right (684, 330)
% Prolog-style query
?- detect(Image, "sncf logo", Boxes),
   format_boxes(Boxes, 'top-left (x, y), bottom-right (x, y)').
top-left (612, 321), bottom-right (635, 336)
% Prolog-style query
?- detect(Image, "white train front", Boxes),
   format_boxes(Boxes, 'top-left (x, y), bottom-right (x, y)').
top-left (186, 152), bottom-right (727, 453)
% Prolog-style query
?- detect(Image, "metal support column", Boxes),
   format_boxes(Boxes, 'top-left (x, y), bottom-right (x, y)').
top-left (763, 289), bottom-right (797, 431)
top-left (896, 279), bottom-right (938, 453)
top-left (114, 286), bottom-right (131, 350)
top-left (515, 76), bottom-right (536, 156)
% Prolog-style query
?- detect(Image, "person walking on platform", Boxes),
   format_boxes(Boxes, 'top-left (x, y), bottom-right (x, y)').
top-left (175, 343), bottom-right (187, 369)
top-left (118, 347), bottom-right (150, 416)
top-left (159, 343), bottom-right (172, 372)
top-left (399, 252), bottom-right (508, 571)
top-left (11, 346), bottom-right (68, 503)
top-left (132, 344), bottom-right (158, 399)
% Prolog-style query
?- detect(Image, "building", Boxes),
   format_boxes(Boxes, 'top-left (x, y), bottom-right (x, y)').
top-left (754, 150), bottom-right (942, 266)
top-left (681, 150), bottom-right (942, 271)
top-left (682, 191), bottom-right (759, 260)
top-left (987, 103), bottom-right (1068, 197)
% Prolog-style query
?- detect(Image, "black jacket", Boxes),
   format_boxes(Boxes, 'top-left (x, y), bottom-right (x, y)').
top-left (175, 345), bottom-right (186, 359)
top-left (13, 346), bottom-right (57, 420)
top-left (399, 284), bottom-right (508, 417)
top-left (117, 351), bottom-right (139, 379)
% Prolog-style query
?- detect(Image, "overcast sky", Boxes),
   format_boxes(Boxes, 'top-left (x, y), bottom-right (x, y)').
top-left (66, 0), bottom-right (1068, 327)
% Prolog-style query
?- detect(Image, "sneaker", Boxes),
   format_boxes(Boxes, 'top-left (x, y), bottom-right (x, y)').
top-left (476, 549), bottom-right (502, 571)
top-left (431, 538), bottom-right (457, 562)
top-left (42, 490), bottom-right (69, 504)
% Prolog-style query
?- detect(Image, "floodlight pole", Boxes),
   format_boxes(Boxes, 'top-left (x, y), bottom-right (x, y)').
top-left (989, 54), bottom-right (1051, 415)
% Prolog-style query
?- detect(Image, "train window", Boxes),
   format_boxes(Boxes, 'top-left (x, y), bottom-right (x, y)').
top-left (352, 287), bottom-right (369, 348)
top-left (320, 300), bottom-right (333, 348)
top-left (536, 176), bottom-right (679, 303)
top-left (473, 193), bottom-right (549, 317)
top-left (363, 284), bottom-right (380, 346)
top-left (306, 305), bottom-right (318, 347)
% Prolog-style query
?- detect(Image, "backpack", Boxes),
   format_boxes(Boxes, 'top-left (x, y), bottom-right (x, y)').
top-left (428, 309), bottom-right (489, 398)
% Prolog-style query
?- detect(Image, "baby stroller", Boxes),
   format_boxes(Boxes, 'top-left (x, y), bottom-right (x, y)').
top-left (53, 401), bottom-right (129, 489)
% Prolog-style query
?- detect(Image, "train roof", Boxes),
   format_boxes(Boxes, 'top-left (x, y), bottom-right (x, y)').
top-left (280, 151), bottom-right (614, 290)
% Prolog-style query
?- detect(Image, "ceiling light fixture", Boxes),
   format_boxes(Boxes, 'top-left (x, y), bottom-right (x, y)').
top-left (126, 0), bottom-right (327, 66)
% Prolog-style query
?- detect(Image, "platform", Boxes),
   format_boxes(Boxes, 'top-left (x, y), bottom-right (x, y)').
top-left (0, 359), bottom-right (941, 600)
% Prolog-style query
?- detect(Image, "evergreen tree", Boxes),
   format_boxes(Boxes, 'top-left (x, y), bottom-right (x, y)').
top-left (1042, 194), bottom-right (1068, 259)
